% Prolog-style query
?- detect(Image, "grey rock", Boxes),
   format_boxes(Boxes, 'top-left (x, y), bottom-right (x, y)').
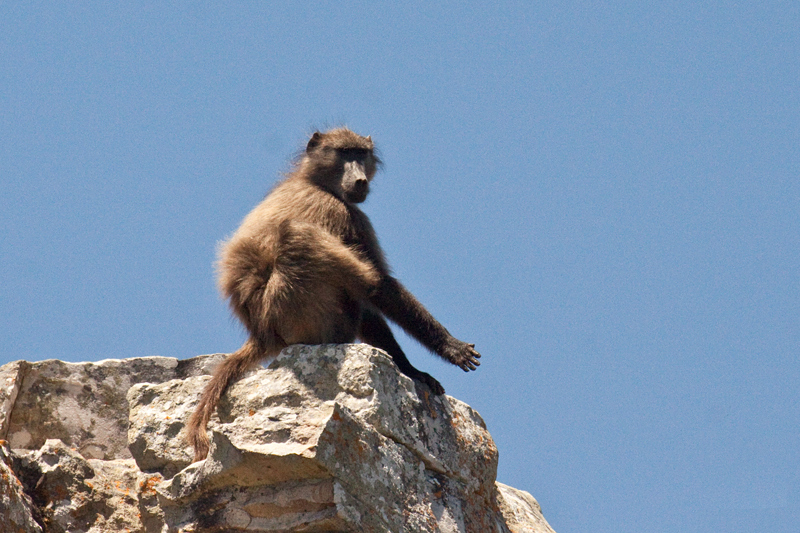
top-left (14, 439), bottom-right (143, 533)
top-left (0, 354), bottom-right (224, 460)
top-left (127, 377), bottom-right (206, 479)
top-left (0, 346), bottom-right (556, 533)
top-left (496, 482), bottom-right (557, 533)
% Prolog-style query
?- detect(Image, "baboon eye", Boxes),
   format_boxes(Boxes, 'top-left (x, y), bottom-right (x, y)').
top-left (339, 148), bottom-right (369, 158)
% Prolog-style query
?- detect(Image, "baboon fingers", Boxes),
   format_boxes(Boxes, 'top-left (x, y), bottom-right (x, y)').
top-left (461, 347), bottom-right (481, 371)
top-left (460, 360), bottom-right (479, 372)
top-left (439, 338), bottom-right (481, 372)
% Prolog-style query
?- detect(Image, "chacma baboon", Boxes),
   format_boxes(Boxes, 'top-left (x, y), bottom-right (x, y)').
top-left (186, 128), bottom-right (480, 461)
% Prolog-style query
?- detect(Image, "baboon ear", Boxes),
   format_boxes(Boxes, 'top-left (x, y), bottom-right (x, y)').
top-left (307, 132), bottom-right (323, 152)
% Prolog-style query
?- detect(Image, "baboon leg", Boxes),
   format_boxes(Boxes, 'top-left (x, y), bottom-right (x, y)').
top-left (277, 221), bottom-right (380, 300)
top-left (359, 306), bottom-right (445, 394)
top-left (186, 335), bottom-right (284, 461)
top-left (217, 236), bottom-right (279, 345)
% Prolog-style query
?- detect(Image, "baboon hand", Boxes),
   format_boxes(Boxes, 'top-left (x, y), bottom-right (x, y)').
top-left (442, 339), bottom-right (481, 372)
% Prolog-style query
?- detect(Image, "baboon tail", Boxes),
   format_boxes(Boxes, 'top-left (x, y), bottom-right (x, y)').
top-left (186, 338), bottom-right (267, 462)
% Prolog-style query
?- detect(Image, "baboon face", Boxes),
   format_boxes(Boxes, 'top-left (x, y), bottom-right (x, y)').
top-left (306, 129), bottom-right (380, 204)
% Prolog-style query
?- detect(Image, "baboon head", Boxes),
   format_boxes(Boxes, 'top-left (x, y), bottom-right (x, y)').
top-left (304, 128), bottom-right (381, 204)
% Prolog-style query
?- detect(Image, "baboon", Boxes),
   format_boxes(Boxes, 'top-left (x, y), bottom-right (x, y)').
top-left (186, 128), bottom-right (480, 461)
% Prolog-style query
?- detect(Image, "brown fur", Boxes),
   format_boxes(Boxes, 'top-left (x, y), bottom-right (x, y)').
top-left (186, 128), bottom-right (480, 461)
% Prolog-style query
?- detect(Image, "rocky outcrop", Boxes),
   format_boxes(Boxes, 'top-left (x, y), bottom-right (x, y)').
top-left (0, 346), bottom-right (555, 532)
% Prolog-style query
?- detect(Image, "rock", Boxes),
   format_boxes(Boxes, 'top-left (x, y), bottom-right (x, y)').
top-left (0, 354), bottom-right (225, 460)
top-left (0, 361), bottom-right (25, 442)
top-left (0, 441), bottom-right (43, 533)
top-left (496, 482), bottom-right (557, 533)
top-left (127, 377), bottom-right (205, 479)
top-left (0, 346), bottom-right (556, 532)
top-left (11, 439), bottom-right (143, 533)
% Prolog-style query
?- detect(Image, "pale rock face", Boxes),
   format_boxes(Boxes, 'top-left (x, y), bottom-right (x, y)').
top-left (0, 354), bottom-right (225, 459)
top-left (0, 346), bottom-right (555, 533)
top-left (496, 482), bottom-right (557, 533)
top-left (10, 439), bottom-right (143, 533)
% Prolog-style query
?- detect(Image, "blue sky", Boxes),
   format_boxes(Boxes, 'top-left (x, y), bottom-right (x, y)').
top-left (2, 2), bottom-right (798, 531)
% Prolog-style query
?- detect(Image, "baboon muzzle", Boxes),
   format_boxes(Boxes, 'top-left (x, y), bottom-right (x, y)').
top-left (343, 161), bottom-right (369, 203)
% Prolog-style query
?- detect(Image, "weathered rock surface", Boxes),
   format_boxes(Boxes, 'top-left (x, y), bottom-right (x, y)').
top-left (1, 441), bottom-right (43, 533)
top-left (0, 354), bottom-right (225, 460)
top-left (0, 346), bottom-right (555, 533)
top-left (496, 482), bottom-right (558, 533)
top-left (9, 439), bottom-right (143, 533)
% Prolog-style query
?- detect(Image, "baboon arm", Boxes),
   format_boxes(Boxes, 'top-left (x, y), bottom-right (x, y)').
top-left (369, 276), bottom-right (480, 372)
top-left (370, 276), bottom-right (449, 351)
